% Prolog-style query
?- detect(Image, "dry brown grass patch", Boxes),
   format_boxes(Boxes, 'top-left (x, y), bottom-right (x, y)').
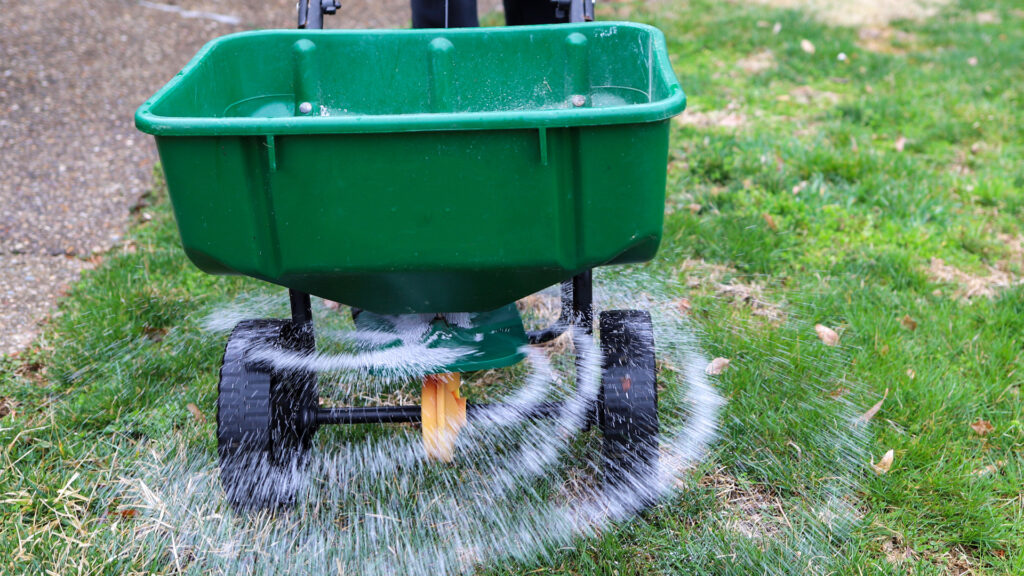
top-left (881, 535), bottom-right (919, 569)
top-left (674, 104), bottom-right (748, 130)
top-left (857, 26), bottom-right (920, 54)
top-left (737, 49), bottom-right (777, 74)
top-left (783, 85), bottom-right (841, 106)
top-left (928, 256), bottom-right (1021, 300)
top-left (701, 470), bottom-right (789, 540)
top-left (746, 0), bottom-right (951, 27)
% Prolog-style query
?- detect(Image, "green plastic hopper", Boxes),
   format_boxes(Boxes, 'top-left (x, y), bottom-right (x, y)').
top-left (136, 22), bottom-right (686, 315)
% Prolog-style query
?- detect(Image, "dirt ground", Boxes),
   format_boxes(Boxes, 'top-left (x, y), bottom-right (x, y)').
top-left (0, 0), bottom-right (500, 356)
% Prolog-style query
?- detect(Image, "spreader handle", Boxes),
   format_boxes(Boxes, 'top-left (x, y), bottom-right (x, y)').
top-left (298, 0), bottom-right (340, 29)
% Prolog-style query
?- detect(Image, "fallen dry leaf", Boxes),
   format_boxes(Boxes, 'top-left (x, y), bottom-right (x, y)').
top-left (969, 419), bottom-right (994, 436)
top-left (687, 203), bottom-right (702, 214)
top-left (895, 136), bottom-right (907, 152)
top-left (906, 368), bottom-right (916, 380)
top-left (859, 388), bottom-right (889, 422)
top-left (800, 39), bottom-right (816, 54)
top-left (762, 213), bottom-right (778, 231)
top-left (115, 508), bottom-right (139, 519)
top-left (815, 324), bottom-right (840, 346)
top-left (675, 298), bottom-right (693, 314)
top-left (142, 326), bottom-right (167, 343)
top-left (971, 460), bottom-right (1005, 476)
top-left (0, 397), bottom-right (13, 419)
top-left (706, 357), bottom-right (731, 375)
top-left (900, 314), bottom-right (918, 331)
top-left (186, 403), bottom-right (207, 423)
top-left (871, 449), bottom-right (895, 474)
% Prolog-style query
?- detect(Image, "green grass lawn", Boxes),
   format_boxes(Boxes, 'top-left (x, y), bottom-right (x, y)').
top-left (2, 0), bottom-right (1022, 573)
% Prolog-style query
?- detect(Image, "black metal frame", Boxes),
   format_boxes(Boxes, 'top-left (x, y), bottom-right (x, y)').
top-left (526, 270), bottom-right (593, 342)
top-left (299, 0), bottom-right (591, 30)
top-left (286, 271), bottom-right (593, 428)
top-left (553, 0), bottom-right (594, 23)
top-left (298, 0), bottom-right (340, 29)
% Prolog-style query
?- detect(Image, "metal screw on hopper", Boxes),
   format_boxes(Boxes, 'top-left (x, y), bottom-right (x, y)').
top-left (299, 102), bottom-right (313, 114)
top-left (572, 95), bottom-right (586, 107)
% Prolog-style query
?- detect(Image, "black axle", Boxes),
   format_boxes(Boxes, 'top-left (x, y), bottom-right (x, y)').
top-left (313, 401), bottom-right (575, 426)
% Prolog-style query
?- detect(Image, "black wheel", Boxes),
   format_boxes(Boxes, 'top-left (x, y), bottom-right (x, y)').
top-left (217, 319), bottom-right (318, 511)
top-left (599, 310), bottom-right (659, 500)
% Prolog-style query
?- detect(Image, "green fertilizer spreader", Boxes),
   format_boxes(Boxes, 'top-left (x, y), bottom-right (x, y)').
top-left (137, 17), bottom-right (686, 511)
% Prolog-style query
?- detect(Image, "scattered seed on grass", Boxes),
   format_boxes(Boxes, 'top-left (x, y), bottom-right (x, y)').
top-left (800, 39), bottom-right (816, 54)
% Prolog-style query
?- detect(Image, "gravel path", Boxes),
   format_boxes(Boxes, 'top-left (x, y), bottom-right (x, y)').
top-left (0, 0), bottom-right (500, 356)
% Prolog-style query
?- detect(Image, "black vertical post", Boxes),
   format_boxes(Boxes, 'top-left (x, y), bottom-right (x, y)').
top-left (289, 289), bottom-right (313, 327)
top-left (572, 270), bottom-right (593, 334)
top-left (298, 0), bottom-right (324, 29)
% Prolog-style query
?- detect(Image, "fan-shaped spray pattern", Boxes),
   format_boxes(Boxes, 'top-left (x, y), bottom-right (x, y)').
top-left (120, 271), bottom-right (868, 574)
